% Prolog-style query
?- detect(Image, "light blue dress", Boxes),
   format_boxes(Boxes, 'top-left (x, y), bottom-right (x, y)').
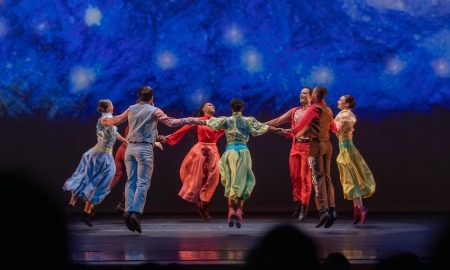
top-left (63, 113), bottom-right (118, 204)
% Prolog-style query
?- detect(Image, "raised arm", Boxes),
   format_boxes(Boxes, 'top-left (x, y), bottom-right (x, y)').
top-left (153, 108), bottom-right (199, 127)
top-left (102, 109), bottom-right (129, 126)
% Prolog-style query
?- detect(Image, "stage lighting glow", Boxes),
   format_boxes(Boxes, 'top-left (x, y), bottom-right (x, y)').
top-left (70, 67), bottom-right (96, 92)
top-left (311, 67), bottom-right (335, 85)
top-left (157, 51), bottom-right (178, 70)
top-left (0, 1), bottom-right (449, 119)
top-left (241, 48), bottom-right (263, 73)
top-left (84, 6), bottom-right (102, 27)
top-left (224, 25), bottom-right (244, 45)
top-left (385, 57), bottom-right (406, 76)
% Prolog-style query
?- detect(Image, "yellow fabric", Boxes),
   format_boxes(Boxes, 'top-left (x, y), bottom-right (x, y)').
top-left (336, 139), bottom-right (376, 200)
top-left (92, 146), bottom-right (113, 155)
top-left (335, 110), bottom-right (356, 140)
top-left (219, 148), bottom-right (255, 203)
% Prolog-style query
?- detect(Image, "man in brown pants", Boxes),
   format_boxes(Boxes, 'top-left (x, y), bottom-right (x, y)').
top-left (292, 86), bottom-right (337, 228)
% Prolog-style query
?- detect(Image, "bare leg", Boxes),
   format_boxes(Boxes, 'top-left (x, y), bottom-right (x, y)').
top-left (84, 201), bottom-right (94, 214)
top-left (69, 192), bottom-right (78, 206)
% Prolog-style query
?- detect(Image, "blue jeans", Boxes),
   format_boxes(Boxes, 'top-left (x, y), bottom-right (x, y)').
top-left (124, 143), bottom-right (154, 213)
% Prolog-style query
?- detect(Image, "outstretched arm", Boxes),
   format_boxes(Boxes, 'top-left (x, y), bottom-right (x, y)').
top-left (117, 133), bottom-right (128, 145)
top-left (265, 109), bottom-right (292, 127)
top-left (164, 124), bottom-right (197, 146)
top-left (102, 109), bottom-right (129, 126)
top-left (154, 109), bottom-right (199, 127)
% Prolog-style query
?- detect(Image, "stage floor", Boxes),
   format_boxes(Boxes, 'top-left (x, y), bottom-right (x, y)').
top-left (68, 213), bottom-right (445, 267)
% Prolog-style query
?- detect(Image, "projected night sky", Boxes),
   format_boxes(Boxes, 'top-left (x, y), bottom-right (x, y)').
top-left (1, 0), bottom-right (449, 119)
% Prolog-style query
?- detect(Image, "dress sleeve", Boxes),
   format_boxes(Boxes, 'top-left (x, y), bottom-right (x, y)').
top-left (206, 117), bottom-right (228, 130)
top-left (247, 117), bottom-right (269, 137)
top-left (165, 124), bottom-right (196, 146)
top-left (335, 111), bottom-right (356, 137)
top-left (214, 129), bottom-right (225, 140)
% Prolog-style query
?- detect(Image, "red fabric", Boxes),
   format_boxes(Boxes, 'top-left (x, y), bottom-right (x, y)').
top-left (110, 144), bottom-right (126, 189)
top-left (110, 126), bottom-right (129, 190)
top-left (289, 143), bottom-right (312, 204)
top-left (165, 116), bottom-right (224, 203)
top-left (293, 101), bottom-right (337, 135)
top-left (165, 115), bottom-right (224, 145)
top-left (178, 143), bottom-right (220, 203)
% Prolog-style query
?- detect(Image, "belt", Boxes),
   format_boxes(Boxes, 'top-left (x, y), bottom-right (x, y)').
top-left (92, 146), bottom-right (113, 154)
top-left (296, 137), bottom-right (310, 144)
top-left (128, 141), bottom-right (152, 144)
top-left (226, 143), bottom-right (248, 151)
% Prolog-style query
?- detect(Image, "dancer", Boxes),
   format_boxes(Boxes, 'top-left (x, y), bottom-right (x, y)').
top-left (266, 87), bottom-right (313, 220)
top-left (205, 98), bottom-right (284, 228)
top-left (163, 102), bottom-right (224, 220)
top-left (293, 86), bottom-right (337, 228)
top-left (335, 95), bottom-right (375, 224)
top-left (110, 125), bottom-right (163, 214)
top-left (63, 99), bottom-right (127, 227)
top-left (103, 86), bottom-right (201, 233)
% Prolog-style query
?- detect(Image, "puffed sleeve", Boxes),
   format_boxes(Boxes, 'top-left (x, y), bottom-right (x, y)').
top-left (247, 117), bottom-right (269, 137)
top-left (206, 116), bottom-right (228, 130)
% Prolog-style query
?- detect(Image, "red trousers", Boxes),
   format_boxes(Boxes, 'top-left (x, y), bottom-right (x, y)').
top-left (110, 143), bottom-right (127, 190)
top-left (289, 142), bottom-right (311, 206)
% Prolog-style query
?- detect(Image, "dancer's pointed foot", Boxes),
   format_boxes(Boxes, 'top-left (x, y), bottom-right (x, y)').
top-left (359, 207), bottom-right (368, 224)
top-left (291, 201), bottom-right (301, 218)
top-left (353, 207), bottom-right (360, 224)
top-left (316, 210), bottom-right (331, 228)
top-left (227, 208), bottom-right (236, 228)
top-left (298, 204), bottom-right (308, 221)
top-left (235, 209), bottom-right (243, 229)
top-left (81, 211), bottom-right (93, 227)
top-left (130, 212), bottom-right (142, 233)
top-left (124, 212), bottom-right (136, 232)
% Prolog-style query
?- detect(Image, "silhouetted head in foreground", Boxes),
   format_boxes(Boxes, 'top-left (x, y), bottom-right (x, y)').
top-left (376, 252), bottom-right (423, 270)
top-left (324, 252), bottom-right (352, 270)
top-left (245, 224), bottom-right (320, 270)
top-left (1, 171), bottom-right (69, 268)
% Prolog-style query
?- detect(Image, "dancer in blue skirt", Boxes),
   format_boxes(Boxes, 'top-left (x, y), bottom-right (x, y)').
top-left (63, 99), bottom-right (127, 226)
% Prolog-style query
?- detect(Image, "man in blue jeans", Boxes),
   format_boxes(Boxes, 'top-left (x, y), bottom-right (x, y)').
top-left (105, 86), bottom-right (200, 233)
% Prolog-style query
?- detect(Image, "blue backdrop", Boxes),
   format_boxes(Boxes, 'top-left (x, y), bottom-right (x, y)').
top-left (1, 0), bottom-right (449, 119)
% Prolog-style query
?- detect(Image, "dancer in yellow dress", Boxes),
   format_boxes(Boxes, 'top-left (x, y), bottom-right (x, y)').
top-left (335, 95), bottom-right (376, 224)
top-left (205, 99), bottom-right (283, 228)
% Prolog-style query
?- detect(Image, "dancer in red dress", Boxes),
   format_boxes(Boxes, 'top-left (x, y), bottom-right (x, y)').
top-left (163, 102), bottom-right (224, 219)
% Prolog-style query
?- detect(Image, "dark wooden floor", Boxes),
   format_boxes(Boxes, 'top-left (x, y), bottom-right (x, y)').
top-left (68, 213), bottom-right (446, 268)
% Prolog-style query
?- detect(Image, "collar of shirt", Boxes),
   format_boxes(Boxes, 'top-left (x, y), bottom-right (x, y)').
top-left (313, 100), bottom-right (327, 107)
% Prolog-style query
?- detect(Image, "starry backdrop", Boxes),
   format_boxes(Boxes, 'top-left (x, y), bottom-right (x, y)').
top-left (1, 0), bottom-right (450, 119)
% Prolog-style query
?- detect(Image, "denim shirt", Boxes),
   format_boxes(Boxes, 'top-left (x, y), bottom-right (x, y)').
top-left (127, 103), bottom-right (158, 144)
